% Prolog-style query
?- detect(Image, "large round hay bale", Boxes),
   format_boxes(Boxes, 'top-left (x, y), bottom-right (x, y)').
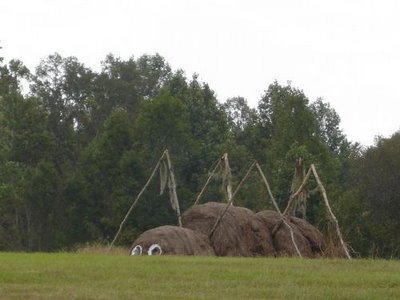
top-left (182, 202), bottom-right (274, 257)
top-left (290, 216), bottom-right (324, 256)
top-left (130, 225), bottom-right (214, 256)
top-left (256, 210), bottom-right (313, 257)
top-left (250, 214), bottom-right (276, 256)
top-left (255, 210), bottom-right (282, 230)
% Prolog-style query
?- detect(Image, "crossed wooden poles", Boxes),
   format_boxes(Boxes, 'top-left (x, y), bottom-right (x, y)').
top-left (110, 149), bottom-right (181, 249)
top-left (110, 151), bottom-right (351, 259)
top-left (195, 156), bottom-right (303, 258)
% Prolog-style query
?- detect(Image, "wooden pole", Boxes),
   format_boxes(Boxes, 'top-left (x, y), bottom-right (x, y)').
top-left (109, 151), bottom-right (166, 249)
top-left (193, 159), bottom-right (222, 205)
top-left (164, 150), bottom-right (182, 227)
top-left (310, 164), bottom-right (351, 259)
top-left (255, 163), bottom-right (281, 213)
top-left (255, 163), bottom-right (303, 258)
top-left (231, 161), bottom-right (256, 200)
top-left (209, 161), bottom-right (256, 238)
top-left (209, 161), bottom-right (302, 258)
top-left (222, 153), bottom-right (233, 202)
top-left (284, 166), bottom-right (313, 216)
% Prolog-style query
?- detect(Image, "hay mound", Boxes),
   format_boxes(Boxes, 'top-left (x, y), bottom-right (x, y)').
top-left (256, 210), bottom-right (323, 258)
top-left (130, 225), bottom-right (214, 256)
top-left (290, 216), bottom-right (324, 256)
top-left (130, 204), bottom-right (324, 258)
top-left (182, 202), bottom-right (274, 256)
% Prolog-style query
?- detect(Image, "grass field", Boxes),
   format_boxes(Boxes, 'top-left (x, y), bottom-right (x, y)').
top-left (0, 252), bottom-right (399, 300)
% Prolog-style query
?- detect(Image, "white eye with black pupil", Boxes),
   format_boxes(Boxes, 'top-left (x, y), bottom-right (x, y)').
top-left (148, 244), bottom-right (162, 255)
top-left (131, 245), bottom-right (142, 256)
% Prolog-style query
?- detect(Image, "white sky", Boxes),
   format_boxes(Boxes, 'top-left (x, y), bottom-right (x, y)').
top-left (1, 0), bottom-right (399, 145)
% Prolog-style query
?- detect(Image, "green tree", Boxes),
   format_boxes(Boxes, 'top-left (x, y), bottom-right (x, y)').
top-left (0, 161), bottom-right (29, 250)
top-left (310, 98), bottom-right (348, 155)
top-left (223, 96), bottom-right (257, 134)
top-left (258, 83), bottom-right (318, 199)
top-left (31, 54), bottom-right (96, 170)
top-left (135, 91), bottom-right (192, 157)
top-left (350, 132), bottom-right (400, 257)
top-left (222, 96), bottom-right (265, 161)
top-left (253, 82), bottom-right (347, 232)
top-left (160, 73), bottom-right (233, 205)
top-left (0, 59), bottom-right (59, 250)
top-left (92, 54), bottom-right (171, 126)
top-left (80, 108), bottom-right (143, 243)
top-left (133, 90), bottom-right (197, 213)
top-left (258, 82), bottom-right (319, 155)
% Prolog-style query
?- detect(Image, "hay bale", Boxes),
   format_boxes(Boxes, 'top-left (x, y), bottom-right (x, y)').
top-left (130, 225), bottom-right (214, 256)
top-left (273, 222), bottom-right (312, 257)
top-left (290, 216), bottom-right (324, 256)
top-left (256, 210), bottom-right (313, 257)
top-left (182, 202), bottom-right (274, 257)
top-left (250, 214), bottom-right (276, 256)
top-left (255, 210), bottom-right (282, 231)
top-left (131, 204), bottom-right (324, 258)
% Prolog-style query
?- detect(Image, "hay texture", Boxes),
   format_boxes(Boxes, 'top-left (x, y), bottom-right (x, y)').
top-left (182, 202), bottom-right (274, 257)
top-left (130, 203), bottom-right (325, 258)
top-left (256, 210), bottom-right (324, 258)
top-left (130, 225), bottom-right (214, 256)
top-left (290, 216), bottom-right (324, 256)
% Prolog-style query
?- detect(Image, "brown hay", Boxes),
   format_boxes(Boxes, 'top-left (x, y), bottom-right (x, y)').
top-left (321, 222), bottom-right (348, 258)
top-left (131, 203), bottom-right (326, 258)
top-left (130, 225), bottom-right (214, 256)
top-left (256, 210), bottom-right (315, 258)
top-left (254, 210), bottom-right (282, 231)
top-left (290, 217), bottom-right (324, 256)
top-left (182, 202), bottom-right (274, 257)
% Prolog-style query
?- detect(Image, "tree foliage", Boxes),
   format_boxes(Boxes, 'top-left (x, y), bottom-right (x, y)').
top-left (0, 53), bottom-right (398, 257)
top-left (343, 133), bottom-right (400, 257)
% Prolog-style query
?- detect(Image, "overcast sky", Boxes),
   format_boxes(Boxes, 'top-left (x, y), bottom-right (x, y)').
top-left (1, 0), bottom-right (399, 145)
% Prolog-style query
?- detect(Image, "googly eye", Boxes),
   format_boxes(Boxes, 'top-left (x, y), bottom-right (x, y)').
top-left (147, 244), bottom-right (162, 255)
top-left (131, 245), bottom-right (143, 256)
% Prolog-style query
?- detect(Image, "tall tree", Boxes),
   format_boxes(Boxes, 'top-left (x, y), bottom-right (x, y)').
top-left (223, 96), bottom-right (257, 133)
top-left (350, 132), bottom-right (400, 257)
top-left (79, 108), bottom-right (143, 243)
top-left (222, 96), bottom-right (264, 160)
top-left (256, 82), bottom-right (342, 223)
top-left (310, 98), bottom-right (348, 155)
top-left (0, 59), bottom-right (58, 250)
top-left (31, 54), bottom-right (95, 172)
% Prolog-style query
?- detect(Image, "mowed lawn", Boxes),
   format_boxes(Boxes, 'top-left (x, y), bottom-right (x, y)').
top-left (0, 253), bottom-right (399, 300)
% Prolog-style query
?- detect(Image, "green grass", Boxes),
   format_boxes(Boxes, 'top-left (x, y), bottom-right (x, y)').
top-left (0, 253), bottom-right (399, 299)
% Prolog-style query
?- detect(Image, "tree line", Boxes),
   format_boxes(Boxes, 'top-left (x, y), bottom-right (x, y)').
top-left (0, 52), bottom-right (399, 257)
